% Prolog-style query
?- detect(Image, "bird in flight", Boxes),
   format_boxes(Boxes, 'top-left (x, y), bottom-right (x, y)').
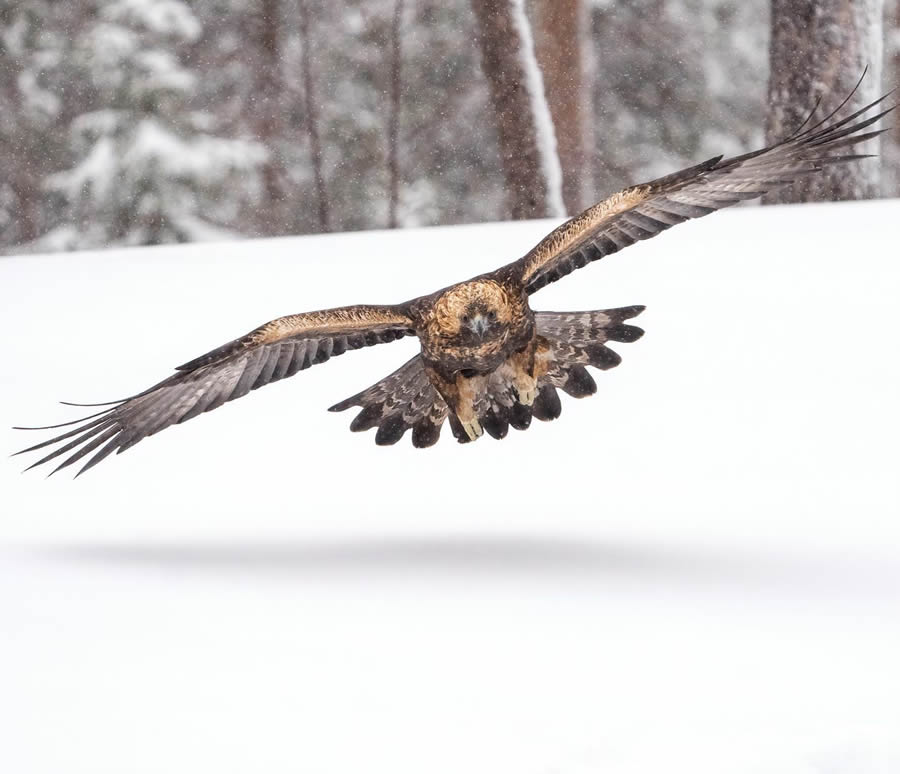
top-left (15, 84), bottom-right (894, 476)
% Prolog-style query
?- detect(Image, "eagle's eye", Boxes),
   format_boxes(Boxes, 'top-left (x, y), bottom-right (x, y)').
top-left (462, 314), bottom-right (470, 324)
top-left (487, 310), bottom-right (497, 321)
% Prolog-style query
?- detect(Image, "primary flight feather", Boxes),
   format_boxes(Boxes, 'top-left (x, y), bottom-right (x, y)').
top-left (15, 84), bottom-right (895, 476)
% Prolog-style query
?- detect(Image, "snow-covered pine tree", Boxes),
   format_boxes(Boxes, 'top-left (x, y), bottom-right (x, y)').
top-left (49, 0), bottom-right (267, 249)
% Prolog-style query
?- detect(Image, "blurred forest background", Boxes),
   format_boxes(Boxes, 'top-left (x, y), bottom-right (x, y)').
top-left (0, 0), bottom-right (897, 255)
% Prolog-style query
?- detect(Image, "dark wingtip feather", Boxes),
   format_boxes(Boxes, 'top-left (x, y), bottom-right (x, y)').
top-left (350, 404), bottom-right (383, 432)
top-left (411, 420), bottom-right (441, 448)
top-left (801, 92), bottom-right (896, 151)
top-left (532, 384), bottom-right (561, 422)
top-left (785, 94), bottom-right (823, 140)
top-left (39, 426), bottom-right (121, 478)
top-left (13, 406), bottom-right (114, 432)
top-left (75, 434), bottom-right (125, 477)
top-left (605, 324), bottom-right (645, 343)
top-left (586, 344), bottom-right (623, 370)
top-left (46, 462), bottom-right (66, 478)
top-left (60, 399), bottom-right (126, 407)
top-left (509, 402), bottom-right (532, 431)
top-left (482, 408), bottom-right (509, 440)
top-left (821, 153), bottom-right (878, 163)
top-left (809, 107), bottom-right (896, 150)
top-left (794, 67), bottom-right (867, 139)
top-left (620, 304), bottom-right (646, 319)
top-left (13, 414), bottom-right (114, 458)
top-left (328, 396), bottom-right (357, 412)
top-left (795, 68), bottom-right (892, 144)
top-left (374, 413), bottom-right (408, 446)
top-left (562, 366), bottom-right (598, 398)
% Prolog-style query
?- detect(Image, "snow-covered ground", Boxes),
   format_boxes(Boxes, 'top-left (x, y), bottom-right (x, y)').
top-left (1, 200), bottom-right (899, 773)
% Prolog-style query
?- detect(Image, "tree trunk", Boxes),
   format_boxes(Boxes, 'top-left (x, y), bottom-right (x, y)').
top-left (299, 0), bottom-right (331, 233)
top-left (253, 0), bottom-right (285, 235)
top-left (533, 0), bottom-right (587, 213)
top-left (764, 0), bottom-right (884, 203)
top-left (0, 3), bottom-right (48, 248)
top-left (470, 0), bottom-right (564, 219)
top-left (387, 0), bottom-right (403, 228)
top-left (883, 0), bottom-right (900, 196)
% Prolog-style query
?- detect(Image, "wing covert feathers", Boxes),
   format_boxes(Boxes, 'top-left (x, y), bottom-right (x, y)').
top-left (515, 85), bottom-right (895, 293)
top-left (15, 304), bottom-right (414, 476)
top-left (177, 305), bottom-right (413, 371)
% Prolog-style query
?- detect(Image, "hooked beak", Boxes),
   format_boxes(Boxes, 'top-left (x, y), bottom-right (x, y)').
top-left (469, 314), bottom-right (489, 338)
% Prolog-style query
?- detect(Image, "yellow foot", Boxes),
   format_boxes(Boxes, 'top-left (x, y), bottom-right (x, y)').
top-left (516, 381), bottom-right (537, 406)
top-left (461, 416), bottom-right (483, 441)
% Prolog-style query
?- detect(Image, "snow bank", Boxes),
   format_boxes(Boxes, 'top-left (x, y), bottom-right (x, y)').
top-left (1, 200), bottom-right (899, 773)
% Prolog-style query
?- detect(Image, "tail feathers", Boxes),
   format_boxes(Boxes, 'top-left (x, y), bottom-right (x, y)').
top-left (328, 356), bottom-right (448, 448)
top-left (527, 304), bottom-right (647, 422)
top-left (534, 306), bottom-right (645, 348)
top-left (532, 383), bottom-right (562, 421)
top-left (330, 305), bottom-right (646, 446)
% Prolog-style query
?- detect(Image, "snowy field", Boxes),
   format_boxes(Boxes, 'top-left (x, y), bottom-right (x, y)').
top-left (1, 200), bottom-right (900, 773)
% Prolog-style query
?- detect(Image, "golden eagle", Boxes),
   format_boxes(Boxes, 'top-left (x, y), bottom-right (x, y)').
top-left (15, 88), bottom-right (894, 475)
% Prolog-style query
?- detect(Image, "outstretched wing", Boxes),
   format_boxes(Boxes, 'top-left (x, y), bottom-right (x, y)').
top-left (511, 84), bottom-right (895, 294)
top-left (14, 304), bottom-right (415, 476)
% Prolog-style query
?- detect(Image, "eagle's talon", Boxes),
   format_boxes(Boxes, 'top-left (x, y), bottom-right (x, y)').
top-left (516, 382), bottom-right (537, 407)
top-left (461, 417), bottom-right (483, 441)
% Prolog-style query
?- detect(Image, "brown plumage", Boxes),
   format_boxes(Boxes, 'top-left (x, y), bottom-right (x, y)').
top-left (14, 83), bottom-right (895, 475)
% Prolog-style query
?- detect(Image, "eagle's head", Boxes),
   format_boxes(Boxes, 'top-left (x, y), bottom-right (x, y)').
top-left (432, 280), bottom-right (514, 344)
